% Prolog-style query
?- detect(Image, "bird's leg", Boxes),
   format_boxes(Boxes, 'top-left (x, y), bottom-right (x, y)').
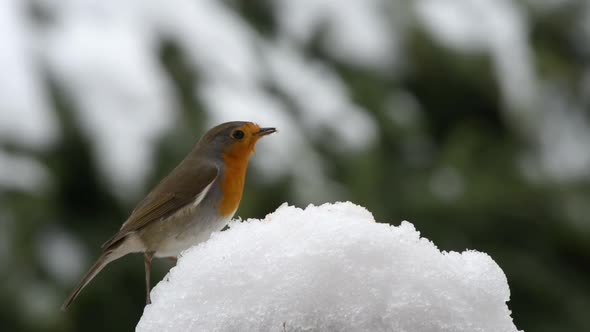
top-left (144, 251), bottom-right (154, 304)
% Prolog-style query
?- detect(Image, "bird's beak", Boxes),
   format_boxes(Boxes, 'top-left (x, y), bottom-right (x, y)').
top-left (255, 127), bottom-right (277, 137)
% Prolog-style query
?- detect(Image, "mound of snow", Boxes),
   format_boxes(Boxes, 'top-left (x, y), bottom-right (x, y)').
top-left (137, 202), bottom-right (520, 332)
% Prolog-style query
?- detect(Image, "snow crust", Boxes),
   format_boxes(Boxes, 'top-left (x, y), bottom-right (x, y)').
top-left (137, 202), bottom-right (520, 332)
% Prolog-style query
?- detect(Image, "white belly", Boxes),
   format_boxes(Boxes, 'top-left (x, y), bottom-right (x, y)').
top-left (154, 214), bottom-right (231, 258)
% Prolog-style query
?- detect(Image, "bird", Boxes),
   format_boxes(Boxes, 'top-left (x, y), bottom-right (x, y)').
top-left (61, 121), bottom-right (276, 310)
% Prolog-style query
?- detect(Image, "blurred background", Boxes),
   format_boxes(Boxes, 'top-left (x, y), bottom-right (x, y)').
top-left (1, 0), bottom-right (589, 331)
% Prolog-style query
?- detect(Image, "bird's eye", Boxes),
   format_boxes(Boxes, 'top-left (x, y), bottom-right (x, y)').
top-left (232, 130), bottom-right (245, 140)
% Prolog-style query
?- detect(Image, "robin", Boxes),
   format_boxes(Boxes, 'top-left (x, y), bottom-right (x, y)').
top-left (61, 121), bottom-right (276, 310)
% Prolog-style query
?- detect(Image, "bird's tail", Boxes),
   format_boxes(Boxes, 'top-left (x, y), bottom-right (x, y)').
top-left (61, 251), bottom-right (114, 311)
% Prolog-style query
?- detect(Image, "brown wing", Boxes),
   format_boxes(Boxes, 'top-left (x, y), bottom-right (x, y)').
top-left (102, 161), bottom-right (218, 249)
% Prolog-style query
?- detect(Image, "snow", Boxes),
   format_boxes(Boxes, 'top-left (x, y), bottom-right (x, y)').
top-left (415, 0), bottom-right (537, 112)
top-left (14, 0), bottom-right (380, 202)
top-left (37, 227), bottom-right (87, 285)
top-left (0, 0), bottom-right (58, 149)
top-left (42, 0), bottom-right (175, 199)
top-left (137, 202), bottom-right (520, 332)
top-left (1, 0), bottom-right (589, 200)
top-left (272, 0), bottom-right (399, 69)
top-left (265, 42), bottom-right (377, 152)
top-left (534, 86), bottom-right (590, 181)
top-left (3, 0), bottom-right (587, 197)
top-left (0, 151), bottom-right (51, 193)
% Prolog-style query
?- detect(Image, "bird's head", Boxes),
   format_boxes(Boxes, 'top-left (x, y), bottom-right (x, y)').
top-left (200, 121), bottom-right (276, 163)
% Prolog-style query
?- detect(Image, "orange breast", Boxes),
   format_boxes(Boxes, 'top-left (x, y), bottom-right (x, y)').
top-left (218, 154), bottom-right (249, 217)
